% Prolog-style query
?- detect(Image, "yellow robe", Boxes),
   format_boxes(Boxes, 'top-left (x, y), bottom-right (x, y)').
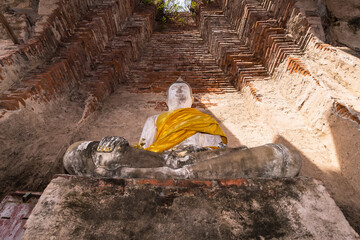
top-left (145, 108), bottom-right (227, 153)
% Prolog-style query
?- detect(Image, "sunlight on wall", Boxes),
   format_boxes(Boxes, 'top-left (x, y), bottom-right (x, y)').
top-left (205, 96), bottom-right (343, 174)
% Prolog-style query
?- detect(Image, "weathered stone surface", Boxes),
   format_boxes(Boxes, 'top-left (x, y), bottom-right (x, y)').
top-left (325, 0), bottom-right (360, 51)
top-left (0, 0), bottom-right (37, 43)
top-left (22, 175), bottom-right (358, 239)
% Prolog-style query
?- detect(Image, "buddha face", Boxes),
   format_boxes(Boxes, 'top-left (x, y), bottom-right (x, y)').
top-left (167, 83), bottom-right (193, 111)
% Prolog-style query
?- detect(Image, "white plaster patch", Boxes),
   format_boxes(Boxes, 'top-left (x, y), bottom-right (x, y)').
top-left (77, 141), bottom-right (92, 151)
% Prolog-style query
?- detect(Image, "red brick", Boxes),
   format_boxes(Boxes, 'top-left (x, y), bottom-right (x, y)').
top-left (218, 179), bottom-right (248, 187)
top-left (135, 179), bottom-right (175, 187)
top-left (0, 99), bottom-right (20, 110)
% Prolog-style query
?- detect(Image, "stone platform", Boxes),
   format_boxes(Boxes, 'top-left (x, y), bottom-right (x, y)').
top-left (22, 175), bottom-right (358, 239)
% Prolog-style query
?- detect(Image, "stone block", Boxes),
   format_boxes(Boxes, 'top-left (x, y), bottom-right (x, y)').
top-left (22, 175), bottom-right (358, 239)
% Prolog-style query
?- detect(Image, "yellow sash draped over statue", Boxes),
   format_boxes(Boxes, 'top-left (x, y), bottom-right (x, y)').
top-left (145, 108), bottom-right (227, 153)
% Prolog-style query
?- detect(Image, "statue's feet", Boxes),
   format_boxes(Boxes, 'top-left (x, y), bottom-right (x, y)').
top-left (269, 143), bottom-right (302, 178)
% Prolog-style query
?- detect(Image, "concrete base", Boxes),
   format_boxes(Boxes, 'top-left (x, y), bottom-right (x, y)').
top-left (22, 175), bottom-right (358, 239)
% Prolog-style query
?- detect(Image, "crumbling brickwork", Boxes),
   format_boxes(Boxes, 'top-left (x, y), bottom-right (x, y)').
top-left (0, 0), bottom-right (153, 121)
top-left (1, 0), bottom-right (360, 235)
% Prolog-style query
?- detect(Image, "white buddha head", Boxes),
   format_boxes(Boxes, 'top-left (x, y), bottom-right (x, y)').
top-left (166, 77), bottom-right (194, 111)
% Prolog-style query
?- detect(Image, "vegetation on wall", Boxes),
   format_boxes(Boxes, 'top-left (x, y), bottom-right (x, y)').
top-left (141, 0), bottom-right (198, 26)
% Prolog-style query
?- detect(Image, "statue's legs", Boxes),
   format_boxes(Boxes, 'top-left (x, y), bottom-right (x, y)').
top-left (187, 143), bottom-right (301, 179)
top-left (118, 144), bottom-right (301, 179)
top-left (64, 137), bottom-right (301, 179)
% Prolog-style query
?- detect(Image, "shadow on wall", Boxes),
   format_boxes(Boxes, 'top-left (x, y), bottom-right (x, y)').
top-left (328, 111), bottom-right (360, 234)
top-left (328, 112), bottom-right (360, 194)
top-left (274, 135), bottom-right (360, 234)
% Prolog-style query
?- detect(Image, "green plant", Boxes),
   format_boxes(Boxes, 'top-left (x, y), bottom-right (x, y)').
top-left (189, 1), bottom-right (198, 16)
top-left (190, 1), bottom-right (197, 10)
top-left (142, 0), bottom-right (195, 27)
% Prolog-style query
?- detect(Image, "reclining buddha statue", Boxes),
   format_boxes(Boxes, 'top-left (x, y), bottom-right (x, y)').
top-left (63, 77), bottom-right (301, 179)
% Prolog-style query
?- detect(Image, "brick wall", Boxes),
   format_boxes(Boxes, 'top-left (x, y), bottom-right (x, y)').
top-left (0, 0), bottom-right (153, 121)
top-left (1, 0), bottom-right (104, 92)
top-left (196, 0), bottom-right (330, 101)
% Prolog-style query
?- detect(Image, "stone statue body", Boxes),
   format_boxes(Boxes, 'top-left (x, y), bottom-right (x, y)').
top-left (63, 78), bottom-right (302, 179)
top-left (139, 78), bottom-right (223, 151)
